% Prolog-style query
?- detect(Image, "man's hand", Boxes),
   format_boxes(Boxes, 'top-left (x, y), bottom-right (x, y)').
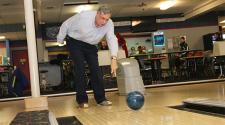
top-left (111, 59), bottom-right (118, 77)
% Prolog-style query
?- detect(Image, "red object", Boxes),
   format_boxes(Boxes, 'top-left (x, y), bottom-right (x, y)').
top-left (0, 43), bottom-right (6, 48)
top-left (194, 51), bottom-right (204, 56)
top-left (116, 33), bottom-right (128, 57)
top-left (0, 67), bottom-right (4, 72)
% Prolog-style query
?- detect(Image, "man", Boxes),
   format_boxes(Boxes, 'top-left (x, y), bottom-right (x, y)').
top-left (179, 36), bottom-right (189, 57)
top-left (57, 6), bottom-right (118, 108)
top-left (179, 36), bottom-right (189, 51)
top-left (175, 36), bottom-right (189, 70)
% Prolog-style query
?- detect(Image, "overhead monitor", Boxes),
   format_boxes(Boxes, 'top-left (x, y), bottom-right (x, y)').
top-left (153, 32), bottom-right (165, 46)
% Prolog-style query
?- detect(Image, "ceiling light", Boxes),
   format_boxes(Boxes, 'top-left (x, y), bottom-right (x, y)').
top-left (74, 5), bottom-right (94, 13)
top-left (220, 20), bottom-right (225, 24)
top-left (132, 20), bottom-right (142, 26)
top-left (160, 0), bottom-right (176, 10)
top-left (0, 36), bottom-right (6, 40)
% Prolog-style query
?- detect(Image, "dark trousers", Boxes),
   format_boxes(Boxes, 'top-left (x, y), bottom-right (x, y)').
top-left (66, 36), bottom-right (106, 104)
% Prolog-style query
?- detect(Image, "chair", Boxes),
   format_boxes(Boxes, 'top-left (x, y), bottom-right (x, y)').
top-left (173, 54), bottom-right (188, 80)
top-left (138, 58), bottom-right (152, 85)
top-left (213, 41), bottom-right (225, 78)
top-left (193, 51), bottom-right (204, 78)
top-left (202, 51), bottom-right (215, 78)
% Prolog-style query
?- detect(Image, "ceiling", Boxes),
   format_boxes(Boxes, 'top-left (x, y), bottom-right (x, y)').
top-left (0, 0), bottom-right (225, 40)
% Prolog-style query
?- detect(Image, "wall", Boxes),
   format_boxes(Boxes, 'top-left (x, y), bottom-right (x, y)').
top-left (115, 11), bottom-right (220, 52)
top-left (123, 26), bottom-right (218, 53)
top-left (36, 38), bottom-right (45, 62)
top-left (0, 42), bottom-right (7, 65)
top-left (124, 37), bottom-right (153, 55)
top-left (0, 42), bottom-right (6, 57)
top-left (159, 26), bottom-right (219, 50)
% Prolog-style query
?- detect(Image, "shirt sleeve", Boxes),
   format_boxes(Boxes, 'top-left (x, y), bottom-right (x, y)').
top-left (57, 13), bottom-right (80, 43)
top-left (106, 21), bottom-right (118, 57)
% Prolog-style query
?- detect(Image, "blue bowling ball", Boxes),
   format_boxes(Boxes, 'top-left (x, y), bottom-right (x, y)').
top-left (126, 91), bottom-right (144, 110)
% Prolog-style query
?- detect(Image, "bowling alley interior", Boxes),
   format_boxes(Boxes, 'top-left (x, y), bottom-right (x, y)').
top-left (1, 0), bottom-right (225, 125)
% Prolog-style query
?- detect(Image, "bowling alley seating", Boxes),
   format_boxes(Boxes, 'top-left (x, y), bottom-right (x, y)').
top-left (192, 50), bottom-right (205, 78)
top-left (202, 51), bottom-right (215, 78)
top-left (172, 53), bottom-right (188, 80)
top-left (138, 58), bottom-right (152, 84)
top-left (160, 54), bottom-right (170, 82)
top-left (141, 54), bottom-right (167, 84)
top-left (213, 41), bottom-right (225, 78)
top-left (166, 53), bottom-right (179, 81)
top-left (151, 55), bottom-right (167, 83)
top-left (182, 51), bottom-right (195, 79)
top-left (178, 50), bottom-right (204, 80)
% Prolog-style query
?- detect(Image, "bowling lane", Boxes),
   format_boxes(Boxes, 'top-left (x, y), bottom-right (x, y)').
top-left (1, 81), bottom-right (225, 125)
top-left (47, 81), bottom-right (225, 125)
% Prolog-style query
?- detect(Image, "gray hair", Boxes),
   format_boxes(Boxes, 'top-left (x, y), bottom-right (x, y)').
top-left (97, 6), bottom-right (111, 14)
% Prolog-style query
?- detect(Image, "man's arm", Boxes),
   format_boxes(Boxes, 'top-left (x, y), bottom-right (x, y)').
top-left (106, 21), bottom-right (119, 77)
top-left (57, 14), bottom-right (80, 43)
top-left (106, 21), bottom-right (118, 57)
